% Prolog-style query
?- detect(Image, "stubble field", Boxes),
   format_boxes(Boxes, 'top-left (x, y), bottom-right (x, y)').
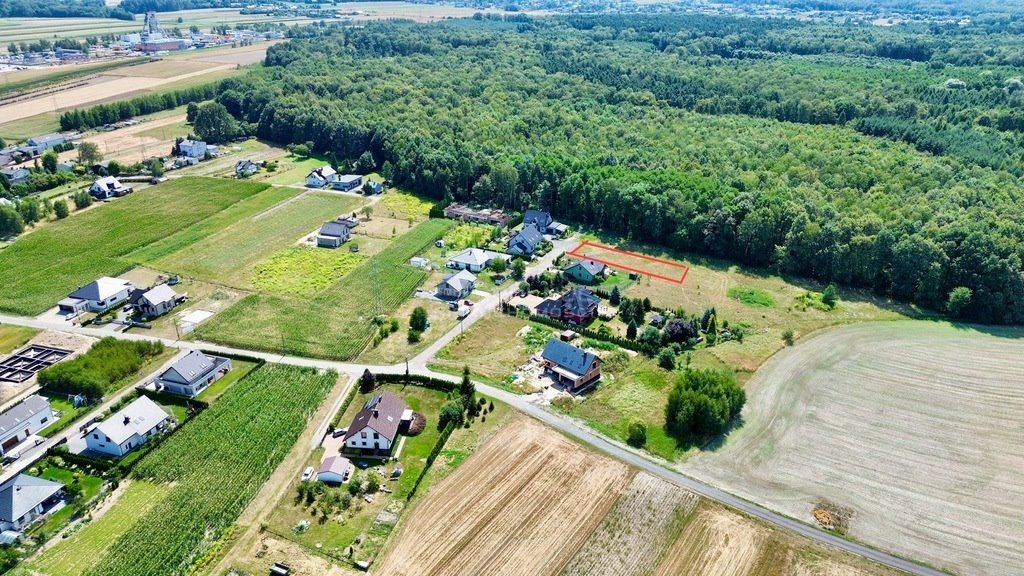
top-left (684, 321), bottom-right (1024, 576)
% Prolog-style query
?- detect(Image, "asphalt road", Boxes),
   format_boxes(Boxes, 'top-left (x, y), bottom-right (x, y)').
top-left (0, 265), bottom-right (950, 576)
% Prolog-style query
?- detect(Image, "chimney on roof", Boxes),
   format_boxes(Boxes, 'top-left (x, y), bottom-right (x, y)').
top-left (373, 409), bottom-right (379, 418)
top-left (123, 416), bottom-right (131, 425)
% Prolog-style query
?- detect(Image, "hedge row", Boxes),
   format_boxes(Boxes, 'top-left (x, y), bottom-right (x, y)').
top-left (405, 421), bottom-right (456, 502)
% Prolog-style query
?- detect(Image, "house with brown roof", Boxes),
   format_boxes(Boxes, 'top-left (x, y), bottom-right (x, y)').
top-left (342, 391), bottom-right (412, 456)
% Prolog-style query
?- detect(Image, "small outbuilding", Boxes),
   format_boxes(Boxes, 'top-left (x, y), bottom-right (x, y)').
top-left (317, 455), bottom-right (353, 484)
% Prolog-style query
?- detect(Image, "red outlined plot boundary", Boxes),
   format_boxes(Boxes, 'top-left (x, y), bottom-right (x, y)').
top-left (566, 240), bottom-right (690, 285)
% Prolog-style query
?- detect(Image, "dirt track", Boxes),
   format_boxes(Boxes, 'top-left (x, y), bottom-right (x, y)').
top-left (375, 417), bottom-right (631, 576)
top-left (684, 321), bottom-right (1024, 576)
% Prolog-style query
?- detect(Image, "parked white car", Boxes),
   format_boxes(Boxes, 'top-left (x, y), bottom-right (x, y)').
top-left (301, 466), bottom-right (314, 481)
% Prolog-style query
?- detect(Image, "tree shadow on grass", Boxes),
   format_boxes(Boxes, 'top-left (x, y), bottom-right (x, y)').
top-left (661, 414), bottom-right (747, 455)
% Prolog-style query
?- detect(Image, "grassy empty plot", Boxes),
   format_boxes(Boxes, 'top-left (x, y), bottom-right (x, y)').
top-left (358, 297), bottom-right (460, 365)
top-left (15, 481), bottom-right (169, 576)
top-left (252, 247), bottom-right (365, 296)
top-left (442, 223), bottom-right (495, 251)
top-left (563, 472), bottom-right (698, 576)
top-left (151, 192), bottom-right (362, 289)
top-left (196, 219), bottom-right (454, 360)
top-left (0, 325), bottom-right (38, 354)
top-left (727, 286), bottom-right (775, 308)
top-left (375, 417), bottom-right (631, 576)
top-left (376, 190), bottom-right (434, 221)
top-left (125, 185), bottom-right (290, 264)
top-left (0, 177), bottom-right (267, 315)
top-left (685, 321), bottom-right (1024, 576)
top-left (430, 313), bottom-right (532, 388)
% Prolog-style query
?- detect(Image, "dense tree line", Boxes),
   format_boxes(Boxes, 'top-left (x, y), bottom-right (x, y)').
top-left (102, 17), bottom-right (1024, 324)
top-left (59, 82), bottom-right (222, 131)
top-left (0, 0), bottom-right (132, 20)
top-left (665, 369), bottom-right (745, 439)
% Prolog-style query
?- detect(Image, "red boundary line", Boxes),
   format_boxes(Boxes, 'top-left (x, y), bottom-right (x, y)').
top-left (567, 240), bottom-right (689, 285)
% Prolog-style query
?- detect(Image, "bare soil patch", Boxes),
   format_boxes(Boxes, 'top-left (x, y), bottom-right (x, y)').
top-left (654, 502), bottom-right (767, 576)
top-left (0, 330), bottom-right (94, 404)
top-left (684, 321), bottom-right (1024, 576)
top-left (374, 416), bottom-right (631, 576)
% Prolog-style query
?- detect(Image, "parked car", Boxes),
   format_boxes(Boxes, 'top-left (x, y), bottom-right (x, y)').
top-left (332, 427), bottom-right (348, 438)
top-left (300, 466), bottom-right (314, 481)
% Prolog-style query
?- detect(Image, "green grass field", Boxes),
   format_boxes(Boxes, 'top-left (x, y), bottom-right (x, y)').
top-left (253, 247), bottom-right (366, 296)
top-left (13, 481), bottom-right (169, 576)
top-left (0, 177), bottom-right (268, 315)
top-left (195, 359), bottom-right (259, 403)
top-left (148, 191), bottom-right (362, 289)
top-left (196, 219), bottom-right (454, 360)
top-left (0, 325), bottom-right (37, 354)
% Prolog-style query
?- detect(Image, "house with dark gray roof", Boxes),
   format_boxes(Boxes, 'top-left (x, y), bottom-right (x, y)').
top-left (507, 223), bottom-right (544, 257)
top-left (63, 277), bottom-right (136, 313)
top-left (317, 219), bottom-right (352, 248)
top-left (523, 209), bottom-right (568, 236)
top-left (0, 395), bottom-right (53, 456)
top-left (540, 338), bottom-right (601, 392)
top-left (156, 350), bottom-right (232, 398)
top-left (536, 287), bottom-right (600, 325)
top-left (0, 474), bottom-right (64, 532)
top-left (564, 259), bottom-right (607, 284)
top-left (343, 391), bottom-right (411, 456)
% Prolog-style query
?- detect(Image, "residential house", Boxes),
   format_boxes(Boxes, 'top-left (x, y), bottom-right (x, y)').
top-left (447, 248), bottom-right (511, 273)
top-left (130, 284), bottom-right (181, 318)
top-left (55, 160), bottom-right (76, 173)
top-left (364, 180), bottom-right (384, 195)
top-left (89, 176), bottom-right (132, 199)
top-left (63, 277), bottom-right (136, 313)
top-left (331, 174), bottom-right (362, 192)
top-left (306, 165), bottom-right (338, 188)
top-left (343, 391), bottom-right (412, 456)
top-left (26, 133), bottom-right (66, 151)
top-left (436, 269), bottom-right (477, 299)
top-left (85, 395), bottom-right (169, 458)
top-left (564, 259), bottom-right (607, 284)
top-left (317, 455), bottom-right (353, 484)
top-left (506, 224), bottom-right (544, 257)
top-left (0, 167), bottom-right (29, 185)
top-left (156, 350), bottom-right (232, 398)
top-left (234, 159), bottom-right (260, 177)
top-left (316, 219), bottom-right (352, 248)
top-left (0, 395), bottom-right (53, 457)
top-left (523, 209), bottom-right (568, 236)
top-left (536, 286), bottom-right (600, 325)
top-left (0, 154), bottom-right (12, 168)
top-left (0, 474), bottom-right (64, 532)
top-left (443, 203), bottom-right (510, 227)
top-left (540, 338), bottom-right (601, 392)
top-left (177, 139), bottom-right (208, 159)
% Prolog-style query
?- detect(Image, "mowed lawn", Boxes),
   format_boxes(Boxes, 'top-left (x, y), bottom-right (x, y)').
top-left (13, 481), bottom-right (169, 576)
top-left (0, 177), bottom-right (269, 315)
top-left (149, 192), bottom-right (363, 289)
top-left (197, 219), bottom-right (453, 360)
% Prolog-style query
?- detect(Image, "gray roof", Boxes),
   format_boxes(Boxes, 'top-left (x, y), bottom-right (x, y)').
top-left (0, 395), bottom-right (50, 437)
top-left (160, 350), bottom-right (225, 385)
top-left (523, 210), bottom-right (553, 228)
top-left (27, 133), bottom-right (64, 146)
top-left (141, 284), bottom-right (177, 306)
top-left (448, 248), bottom-right (509, 268)
top-left (344, 391), bottom-right (407, 443)
top-left (0, 474), bottom-right (63, 523)
top-left (561, 287), bottom-right (600, 316)
top-left (93, 395), bottom-right (168, 445)
top-left (68, 277), bottom-right (134, 302)
top-left (541, 338), bottom-right (599, 377)
top-left (318, 455), bottom-right (351, 476)
top-left (319, 220), bottom-right (350, 238)
top-left (440, 269), bottom-right (477, 293)
top-left (338, 174), bottom-right (361, 183)
top-left (567, 259), bottom-right (606, 276)
top-left (308, 165), bottom-right (336, 180)
top-left (508, 224), bottom-right (543, 253)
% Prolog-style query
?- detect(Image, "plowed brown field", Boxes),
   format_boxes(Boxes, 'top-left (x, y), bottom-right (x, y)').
top-left (374, 417), bottom-right (631, 576)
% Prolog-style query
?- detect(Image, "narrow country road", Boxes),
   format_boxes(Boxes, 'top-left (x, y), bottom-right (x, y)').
top-left (0, 263), bottom-right (949, 576)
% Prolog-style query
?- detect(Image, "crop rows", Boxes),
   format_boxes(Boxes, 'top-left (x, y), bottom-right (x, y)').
top-left (197, 218), bottom-right (454, 360)
top-left (0, 177), bottom-right (268, 315)
top-left (81, 364), bottom-right (336, 576)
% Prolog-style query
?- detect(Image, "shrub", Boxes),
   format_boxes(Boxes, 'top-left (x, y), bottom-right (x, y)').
top-left (407, 330), bottom-right (421, 343)
top-left (53, 199), bottom-right (69, 219)
top-left (409, 306), bottom-right (428, 331)
top-left (821, 283), bottom-right (838, 309)
top-left (665, 369), bottom-right (745, 439)
top-left (365, 474), bottom-right (380, 494)
top-left (782, 328), bottom-right (795, 346)
top-left (657, 347), bottom-right (676, 370)
top-left (626, 420), bottom-right (647, 447)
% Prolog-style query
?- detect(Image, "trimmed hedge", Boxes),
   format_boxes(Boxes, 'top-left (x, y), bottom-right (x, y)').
top-left (406, 421), bottom-right (456, 501)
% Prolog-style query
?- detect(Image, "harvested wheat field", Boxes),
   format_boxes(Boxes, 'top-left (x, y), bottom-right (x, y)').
top-left (655, 502), bottom-right (767, 576)
top-left (562, 472), bottom-right (698, 576)
top-left (375, 417), bottom-right (631, 576)
top-left (685, 321), bottom-right (1024, 576)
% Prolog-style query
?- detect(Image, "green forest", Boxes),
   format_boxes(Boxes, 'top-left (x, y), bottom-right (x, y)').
top-left (71, 14), bottom-right (1024, 324)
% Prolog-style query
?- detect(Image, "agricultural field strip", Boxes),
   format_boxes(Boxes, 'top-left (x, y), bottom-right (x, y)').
top-left (81, 364), bottom-right (336, 576)
top-left (568, 240), bottom-right (690, 284)
top-left (0, 177), bottom-right (269, 315)
top-left (562, 472), bottom-right (699, 576)
top-left (375, 419), bottom-right (630, 576)
top-left (653, 503), bottom-right (768, 576)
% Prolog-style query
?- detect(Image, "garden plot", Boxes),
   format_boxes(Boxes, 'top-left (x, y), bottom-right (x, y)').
top-left (684, 321), bottom-right (1024, 576)
top-left (375, 417), bottom-right (631, 576)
